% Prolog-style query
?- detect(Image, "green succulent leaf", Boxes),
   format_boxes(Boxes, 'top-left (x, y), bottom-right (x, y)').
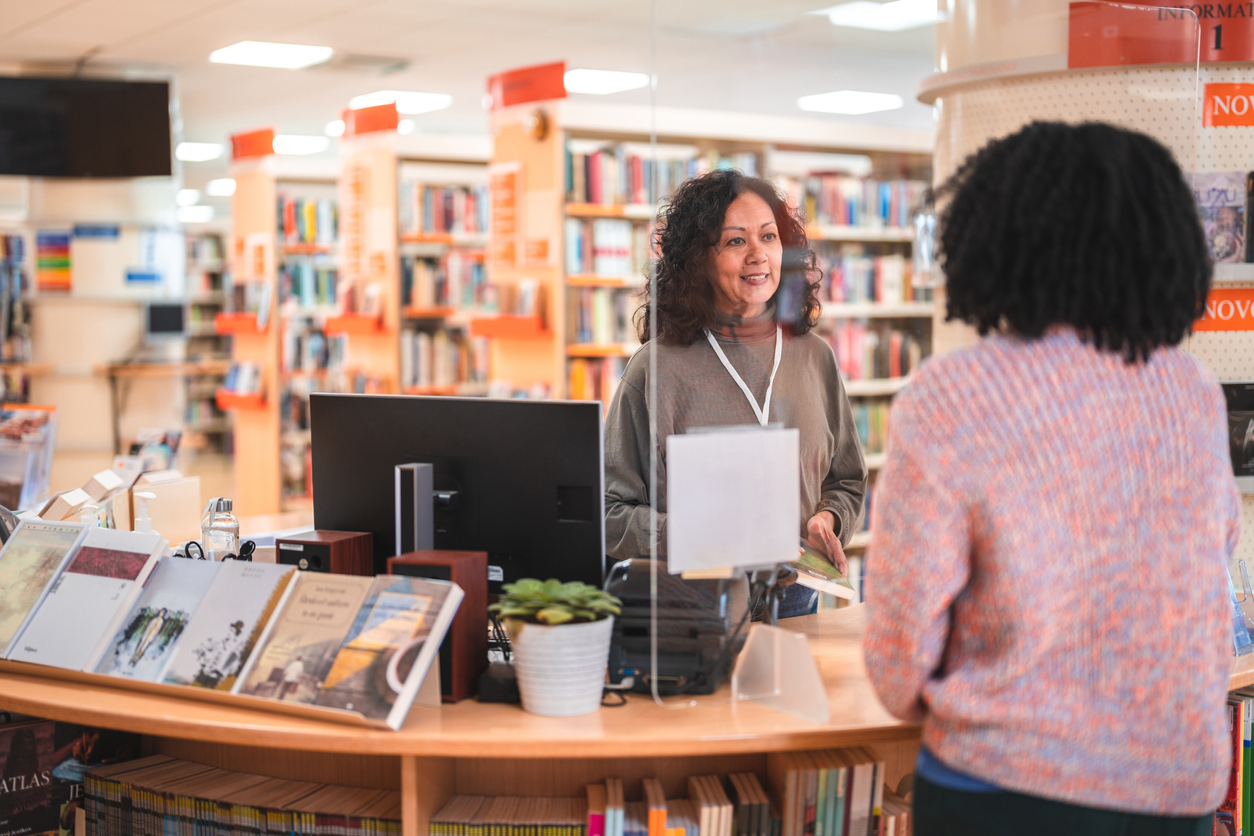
top-left (493, 577), bottom-right (622, 624)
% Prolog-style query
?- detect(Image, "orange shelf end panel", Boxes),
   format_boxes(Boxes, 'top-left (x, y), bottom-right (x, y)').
top-left (468, 315), bottom-right (550, 340)
top-left (215, 389), bottom-right (266, 411)
top-left (323, 313), bottom-right (385, 336)
top-left (214, 313), bottom-right (263, 335)
top-left (402, 306), bottom-right (455, 320)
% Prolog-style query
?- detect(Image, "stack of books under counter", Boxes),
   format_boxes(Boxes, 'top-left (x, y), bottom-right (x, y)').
top-left (84, 754), bottom-right (401, 835)
top-left (431, 752), bottom-right (904, 836)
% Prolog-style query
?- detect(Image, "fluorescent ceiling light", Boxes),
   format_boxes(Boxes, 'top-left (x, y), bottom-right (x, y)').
top-left (272, 135), bottom-right (330, 155)
top-left (397, 119), bottom-right (416, 135)
top-left (349, 90), bottom-right (452, 114)
top-left (205, 178), bottom-right (236, 197)
top-left (564, 68), bottom-right (649, 95)
top-left (797, 90), bottom-right (904, 115)
top-left (175, 142), bottom-right (223, 162)
top-left (209, 41), bottom-right (332, 69)
top-left (324, 119), bottom-right (345, 137)
top-left (178, 205), bottom-right (214, 224)
top-left (176, 189), bottom-right (201, 207)
top-left (812, 0), bottom-right (940, 31)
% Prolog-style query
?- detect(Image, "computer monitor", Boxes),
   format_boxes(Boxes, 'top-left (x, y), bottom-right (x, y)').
top-left (309, 393), bottom-right (605, 587)
top-left (145, 303), bottom-right (185, 343)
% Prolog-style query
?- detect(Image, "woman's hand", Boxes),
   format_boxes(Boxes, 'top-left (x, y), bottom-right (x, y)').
top-left (806, 511), bottom-right (848, 576)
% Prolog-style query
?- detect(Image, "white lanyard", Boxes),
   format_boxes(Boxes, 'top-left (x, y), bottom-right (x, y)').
top-left (705, 326), bottom-right (782, 428)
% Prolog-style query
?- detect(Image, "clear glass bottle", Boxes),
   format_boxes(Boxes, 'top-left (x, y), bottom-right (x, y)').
top-left (202, 497), bottom-right (240, 560)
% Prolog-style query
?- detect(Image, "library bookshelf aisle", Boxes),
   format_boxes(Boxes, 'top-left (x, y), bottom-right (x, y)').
top-left (0, 605), bottom-right (920, 836)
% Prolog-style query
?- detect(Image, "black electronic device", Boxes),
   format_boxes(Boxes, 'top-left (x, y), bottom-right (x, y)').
top-left (145, 303), bottom-right (185, 344)
top-left (309, 393), bottom-right (605, 587)
top-left (0, 76), bottom-right (171, 177)
top-left (604, 558), bottom-right (750, 696)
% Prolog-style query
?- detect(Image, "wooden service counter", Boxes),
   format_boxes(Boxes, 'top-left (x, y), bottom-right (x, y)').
top-left (0, 606), bottom-right (915, 835)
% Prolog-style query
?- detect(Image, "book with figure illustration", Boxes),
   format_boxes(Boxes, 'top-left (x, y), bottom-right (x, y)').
top-left (313, 575), bottom-right (463, 730)
top-left (93, 558), bottom-right (220, 682)
top-left (793, 545), bottom-right (856, 600)
top-left (1194, 172), bottom-right (1247, 264)
top-left (9, 528), bottom-right (164, 672)
top-left (160, 561), bottom-right (297, 691)
top-left (231, 573), bottom-right (374, 705)
top-left (0, 521), bottom-right (88, 659)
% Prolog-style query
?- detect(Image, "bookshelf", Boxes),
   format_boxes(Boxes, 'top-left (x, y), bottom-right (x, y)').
top-left (184, 230), bottom-right (232, 455)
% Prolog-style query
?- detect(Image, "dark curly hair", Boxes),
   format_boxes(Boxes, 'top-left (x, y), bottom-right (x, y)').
top-left (939, 120), bottom-right (1212, 363)
top-left (637, 169), bottom-right (822, 345)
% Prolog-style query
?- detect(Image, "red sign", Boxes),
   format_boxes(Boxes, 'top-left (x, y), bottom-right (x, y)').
top-left (486, 61), bottom-right (566, 111)
top-left (344, 103), bottom-right (399, 136)
top-left (230, 128), bottom-right (275, 161)
top-left (1204, 83), bottom-right (1254, 126)
top-left (1195, 288), bottom-right (1254, 332)
top-left (1069, 1), bottom-right (1254, 68)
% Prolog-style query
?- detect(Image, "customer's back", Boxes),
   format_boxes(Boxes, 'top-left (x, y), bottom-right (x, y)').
top-left (861, 120), bottom-right (1239, 821)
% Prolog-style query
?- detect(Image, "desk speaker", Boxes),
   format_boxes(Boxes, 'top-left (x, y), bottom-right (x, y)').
top-left (276, 530), bottom-right (373, 575)
top-left (387, 550), bottom-right (487, 702)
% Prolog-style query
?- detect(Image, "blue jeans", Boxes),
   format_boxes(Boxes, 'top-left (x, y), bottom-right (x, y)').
top-left (775, 583), bottom-right (818, 618)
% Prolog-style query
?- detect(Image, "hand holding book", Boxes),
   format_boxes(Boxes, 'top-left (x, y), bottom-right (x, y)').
top-left (805, 510), bottom-right (847, 575)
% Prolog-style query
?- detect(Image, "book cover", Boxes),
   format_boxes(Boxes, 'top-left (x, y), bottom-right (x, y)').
top-left (313, 575), bottom-right (463, 729)
top-left (0, 521), bottom-right (87, 658)
top-left (1195, 172), bottom-right (1247, 264)
top-left (93, 558), bottom-right (221, 682)
top-left (1223, 383), bottom-right (1254, 479)
top-left (9, 528), bottom-right (163, 672)
top-left (160, 561), bottom-right (296, 691)
top-left (232, 573), bottom-right (373, 704)
top-left (793, 548), bottom-right (855, 601)
top-left (0, 720), bottom-right (138, 836)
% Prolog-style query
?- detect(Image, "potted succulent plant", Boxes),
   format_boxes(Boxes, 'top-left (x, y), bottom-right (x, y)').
top-left (490, 578), bottom-right (622, 717)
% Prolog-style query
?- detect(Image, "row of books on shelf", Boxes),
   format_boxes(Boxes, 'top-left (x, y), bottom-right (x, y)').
top-left (85, 754), bottom-right (402, 836)
top-left (565, 218), bottom-right (650, 278)
top-left (184, 398), bottom-right (227, 428)
top-left (432, 750), bottom-right (904, 836)
top-left (565, 143), bottom-right (758, 207)
top-left (403, 252), bottom-right (488, 311)
top-left (281, 329), bottom-right (347, 375)
top-left (0, 517), bottom-right (462, 729)
top-left (569, 287), bottom-right (638, 346)
top-left (222, 362), bottom-right (263, 395)
top-left (280, 259), bottom-right (338, 310)
top-left (186, 232), bottom-right (225, 266)
top-left (277, 196), bottom-right (338, 246)
top-left (819, 254), bottom-right (916, 307)
top-left (853, 402), bottom-right (888, 457)
top-left (568, 357), bottom-right (625, 404)
top-left (823, 324), bottom-right (925, 383)
top-left (399, 181), bottom-right (489, 237)
top-left (401, 328), bottom-right (490, 391)
top-left (777, 176), bottom-right (927, 231)
top-left (283, 368), bottom-right (391, 401)
top-left (1216, 691), bottom-right (1254, 834)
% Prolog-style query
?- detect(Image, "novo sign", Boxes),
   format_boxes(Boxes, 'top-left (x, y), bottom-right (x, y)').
top-left (1196, 288), bottom-right (1254, 332)
top-left (1205, 83), bottom-right (1254, 126)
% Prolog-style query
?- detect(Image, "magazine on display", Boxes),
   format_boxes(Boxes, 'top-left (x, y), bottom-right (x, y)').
top-left (0, 521), bottom-right (87, 658)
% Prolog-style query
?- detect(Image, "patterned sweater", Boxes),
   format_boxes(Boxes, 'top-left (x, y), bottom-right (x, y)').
top-left (863, 329), bottom-right (1240, 815)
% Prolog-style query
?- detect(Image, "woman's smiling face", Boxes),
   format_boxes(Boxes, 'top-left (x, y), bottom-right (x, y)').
top-left (706, 190), bottom-right (782, 318)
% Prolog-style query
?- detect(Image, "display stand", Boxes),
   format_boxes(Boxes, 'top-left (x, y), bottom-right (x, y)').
top-left (731, 624), bottom-right (830, 724)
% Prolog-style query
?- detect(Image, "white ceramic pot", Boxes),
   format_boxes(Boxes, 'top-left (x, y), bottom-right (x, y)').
top-left (507, 616), bottom-right (614, 717)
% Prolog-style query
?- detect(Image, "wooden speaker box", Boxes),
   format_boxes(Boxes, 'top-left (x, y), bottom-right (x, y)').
top-left (387, 550), bottom-right (487, 702)
top-left (275, 530), bottom-right (373, 575)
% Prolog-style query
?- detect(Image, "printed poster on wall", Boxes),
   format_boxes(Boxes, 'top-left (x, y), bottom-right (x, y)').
top-left (35, 230), bottom-right (70, 292)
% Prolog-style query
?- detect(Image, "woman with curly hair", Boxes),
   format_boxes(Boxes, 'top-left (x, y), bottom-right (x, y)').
top-left (603, 169), bottom-right (867, 617)
top-left (864, 121), bottom-right (1235, 833)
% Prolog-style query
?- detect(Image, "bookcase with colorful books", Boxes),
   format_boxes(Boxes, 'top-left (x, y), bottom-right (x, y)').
top-left (184, 231), bottom-right (232, 455)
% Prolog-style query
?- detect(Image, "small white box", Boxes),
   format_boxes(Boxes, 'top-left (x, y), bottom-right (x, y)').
top-left (82, 469), bottom-right (124, 502)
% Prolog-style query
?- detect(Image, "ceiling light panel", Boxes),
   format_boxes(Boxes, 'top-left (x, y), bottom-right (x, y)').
top-left (176, 189), bottom-right (201, 207)
top-left (564, 69), bottom-right (649, 95)
top-left (348, 91), bottom-right (452, 114)
top-left (796, 90), bottom-right (904, 115)
top-left (178, 206), bottom-right (214, 224)
top-left (205, 179), bottom-right (236, 197)
top-left (324, 120), bottom-right (345, 137)
top-left (209, 41), bottom-right (333, 69)
top-left (272, 135), bottom-right (331, 155)
top-left (175, 142), bottom-right (224, 162)
top-left (815, 0), bottom-right (940, 31)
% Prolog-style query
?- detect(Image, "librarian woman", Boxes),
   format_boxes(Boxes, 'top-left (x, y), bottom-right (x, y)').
top-left (603, 169), bottom-right (866, 619)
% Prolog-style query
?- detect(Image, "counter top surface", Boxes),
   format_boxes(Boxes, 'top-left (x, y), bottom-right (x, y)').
top-left (0, 606), bottom-right (919, 758)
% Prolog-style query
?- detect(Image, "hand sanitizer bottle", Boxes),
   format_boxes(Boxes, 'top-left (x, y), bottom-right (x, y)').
top-left (201, 497), bottom-right (239, 561)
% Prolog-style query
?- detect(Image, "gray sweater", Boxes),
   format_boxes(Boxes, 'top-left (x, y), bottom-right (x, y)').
top-left (603, 311), bottom-right (868, 561)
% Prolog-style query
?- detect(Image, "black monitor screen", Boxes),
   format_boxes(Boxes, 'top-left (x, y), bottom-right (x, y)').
top-left (310, 393), bottom-right (605, 586)
top-left (147, 303), bottom-right (184, 336)
top-left (0, 77), bottom-right (171, 177)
